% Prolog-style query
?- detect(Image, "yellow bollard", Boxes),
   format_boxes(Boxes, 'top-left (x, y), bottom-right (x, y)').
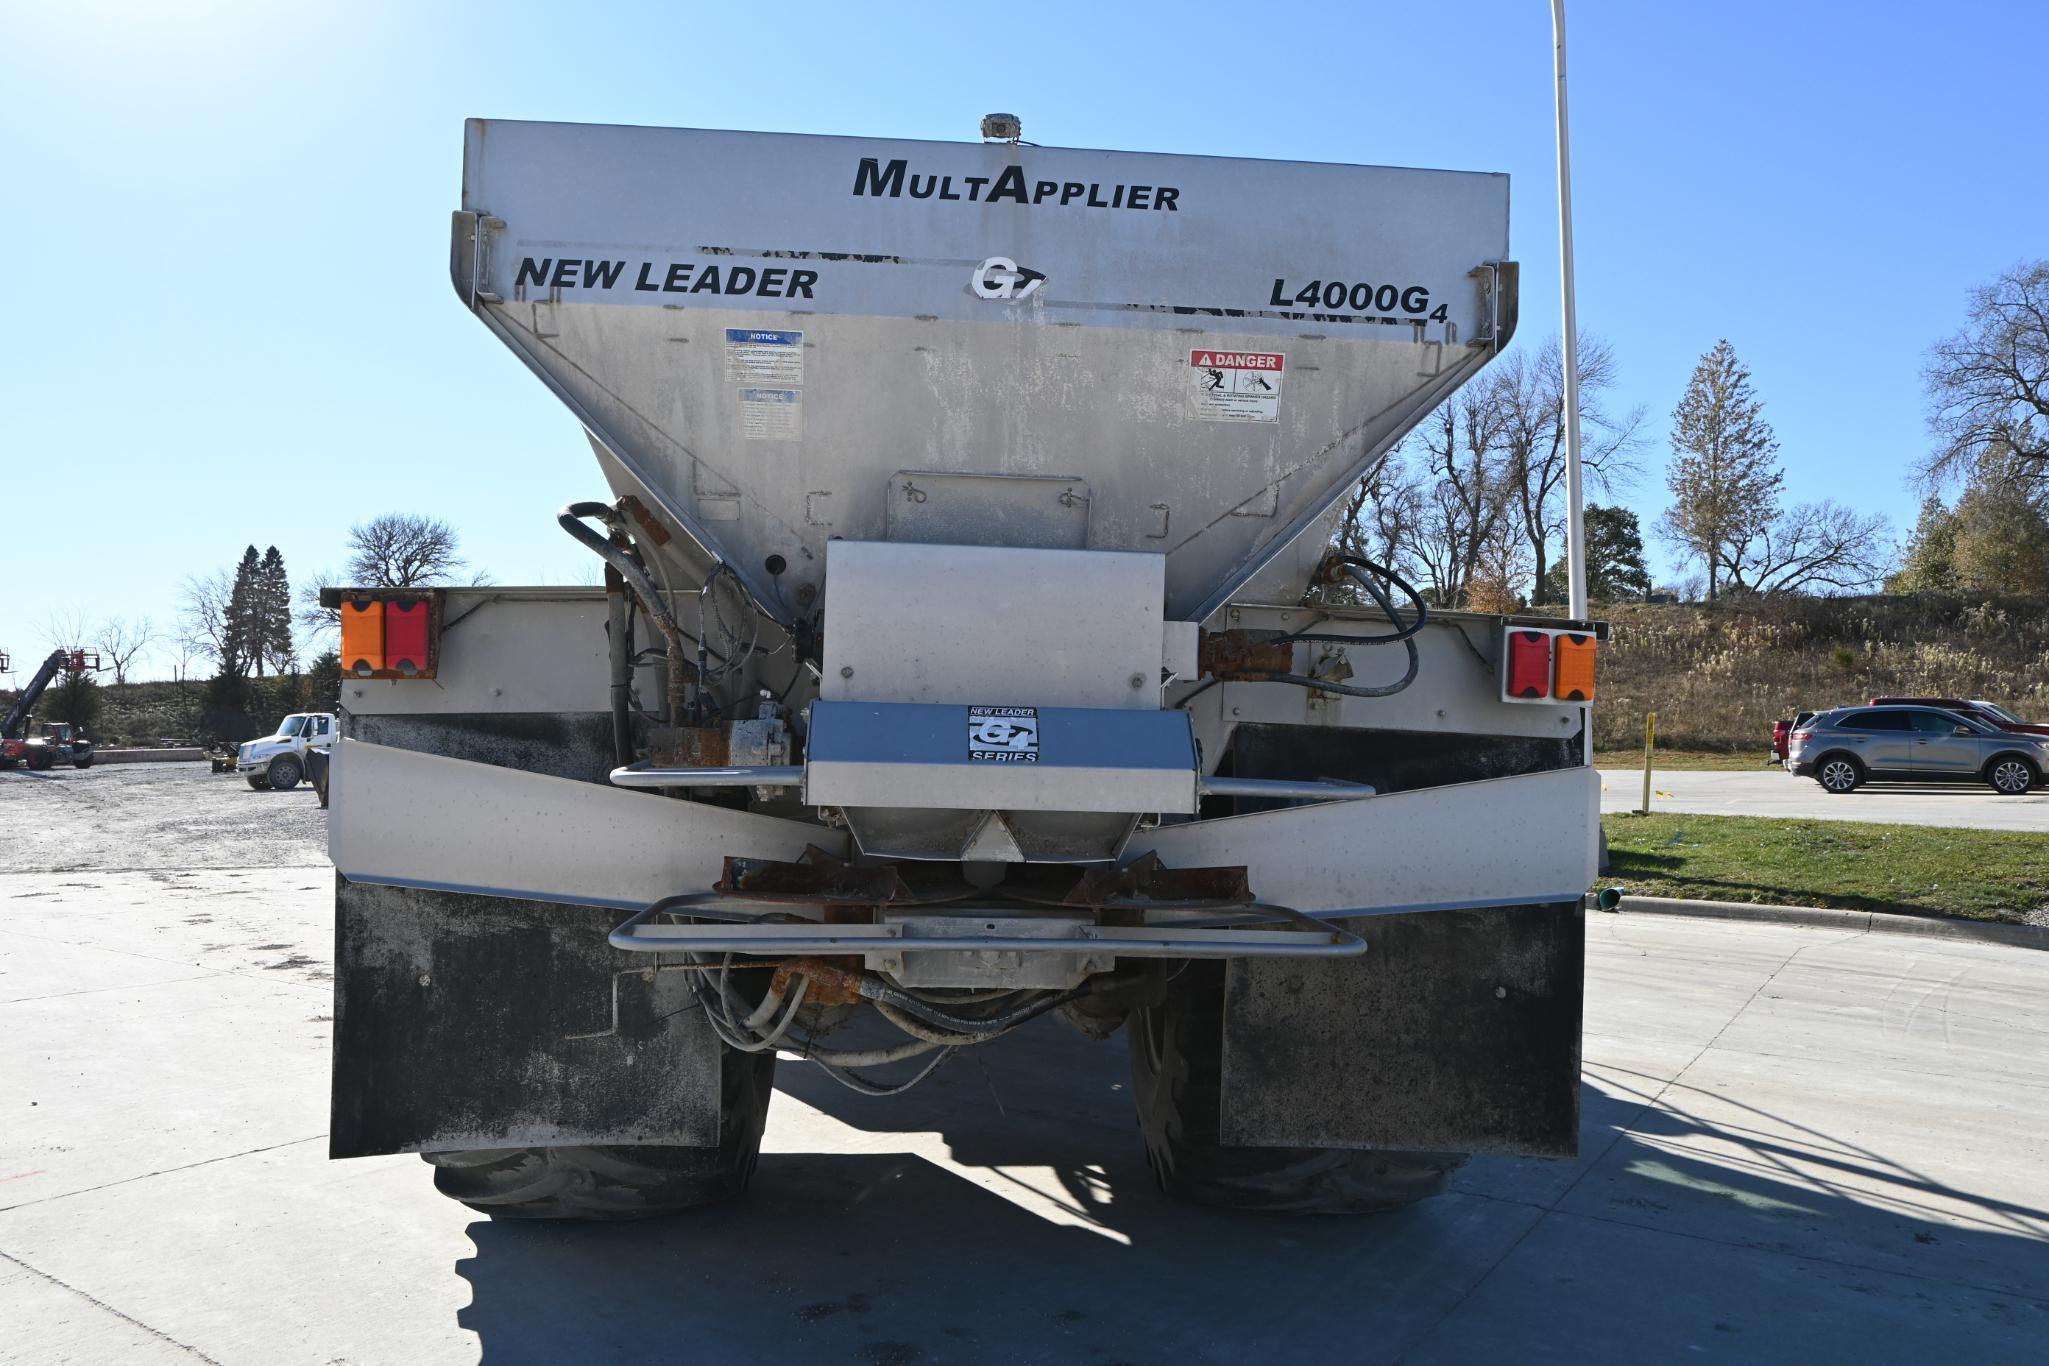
top-left (1636, 711), bottom-right (1656, 815)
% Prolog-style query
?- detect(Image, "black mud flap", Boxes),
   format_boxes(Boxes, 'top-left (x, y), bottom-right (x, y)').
top-left (330, 877), bottom-right (723, 1159)
top-left (1220, 902), bottom-right (1583, 1157)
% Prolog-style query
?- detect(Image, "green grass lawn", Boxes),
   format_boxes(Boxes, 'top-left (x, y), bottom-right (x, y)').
top-left (1593, 748), bottom-right (1773, 772)
top-left (1599, 813), bottom-right (2049, 924)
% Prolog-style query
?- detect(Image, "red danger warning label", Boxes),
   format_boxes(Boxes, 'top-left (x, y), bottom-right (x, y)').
top-left (1189, 349), bottom-right (1285, 422)
top-left (1189, 350), bottom-right (1284, 371)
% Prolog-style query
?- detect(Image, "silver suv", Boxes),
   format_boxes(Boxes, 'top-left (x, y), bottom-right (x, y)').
top-left (1789, 705), bottom-right (2046, 795)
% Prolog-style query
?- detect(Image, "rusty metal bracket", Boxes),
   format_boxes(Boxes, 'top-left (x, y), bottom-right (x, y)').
top-left (1198, 629), bottom-right (1295, 679)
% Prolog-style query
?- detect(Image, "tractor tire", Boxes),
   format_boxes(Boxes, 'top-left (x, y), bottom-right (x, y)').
top-left (266, 755), bottom-right (303, 791)
top-left (1128, 961), bottom-right (1465, 1214)
top-left (26, 747), bottom-right (53, 772)
top-left (423, 1045), bottom-right (776, 1220)
top-left (72, 755), bottom-right (93, 769)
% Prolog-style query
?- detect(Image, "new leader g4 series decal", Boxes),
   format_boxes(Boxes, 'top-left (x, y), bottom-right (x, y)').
top-left (968, 707), bottom-right (1039, 763)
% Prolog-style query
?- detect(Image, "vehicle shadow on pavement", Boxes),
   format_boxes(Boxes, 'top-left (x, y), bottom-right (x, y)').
top-left (451, 1025), bottom-right (2049, 1365)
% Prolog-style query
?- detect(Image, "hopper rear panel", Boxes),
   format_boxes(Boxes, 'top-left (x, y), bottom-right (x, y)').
top-left (454, 120), bottom-right (1513, 619)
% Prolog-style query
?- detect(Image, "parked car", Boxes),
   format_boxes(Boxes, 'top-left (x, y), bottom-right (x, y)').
top-left (1868, 697), bottom-right (2049, 737)
top-left (1788, 705), bottom-right (2047, 794)
top-left (1772, 710), bottom-right (1817, 764)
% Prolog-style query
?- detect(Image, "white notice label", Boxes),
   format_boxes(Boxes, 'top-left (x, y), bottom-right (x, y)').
top-left (725, 328), bottom-right (804, 384)
top-left (740, 388), bottom-right (803, 441)
top-left (1190, 349), bottom-right (1284, 422)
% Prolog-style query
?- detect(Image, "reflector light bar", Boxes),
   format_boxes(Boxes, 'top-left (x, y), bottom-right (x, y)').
top-left (331, 590), bottom-right (444, 680)
top-left (1499, 625), bottom-right (1598, 706)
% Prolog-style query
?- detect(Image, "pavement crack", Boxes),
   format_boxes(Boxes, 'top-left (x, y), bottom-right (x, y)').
top-left (0, 1135), bottom-right (327, 1215)
top-left (0, 1248), bottom-right (228, 1364)
top-left (1, 973), bottom-right (224, 1006)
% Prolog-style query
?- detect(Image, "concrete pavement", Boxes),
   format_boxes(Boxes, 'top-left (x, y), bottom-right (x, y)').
top-left (1599, 766), bottom-right (2049, 832)
top-left (5, 864), bottom-right (2046, 1364)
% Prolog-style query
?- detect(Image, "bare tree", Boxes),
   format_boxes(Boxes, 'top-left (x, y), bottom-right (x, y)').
top-left (1465, 510), bottom-right (1537, 614)
top-left (167, 630), bottom-right (202, 688)
top-left (296, 565), bottom-right (342, 640)
top-left (296, 515), bottom-right (484, 640)
top-left (179, 569), bottom-right (237, 670)
top-left (1722, 502), bottom-right (1892, 596)
top-left (1922, 260), bottom-right (2049, 492)
top-left (41, 606), bottom-right (93, 653)
top-left (1494, 336), bottom-right (1647, 603)
top-left (1404, 383), bottom-right (1513, 606)
top-left (96, 616), bottom-right (155, 686)
top-left (1330, 444), bottom-right (1420, 567)
top-left (346, 514), bottom-right (468, 587)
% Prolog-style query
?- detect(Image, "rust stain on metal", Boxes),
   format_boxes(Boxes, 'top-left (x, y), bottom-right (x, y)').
top-left (774, 958), bottom-right (867, 1007)
top-left (617, 494), bottom-right (673, 546)
top-left (716, 853), bottom-right (912, 906)
top-left (649, 726), bottom-right (729, 767)
top-left (1199, 629), bottom-right (1294, 678)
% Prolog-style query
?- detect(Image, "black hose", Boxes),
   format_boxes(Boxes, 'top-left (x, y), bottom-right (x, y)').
top-left (1281, 556), bottom-right (1429, 645)
top-left (605, 568), bottom-right (634, 768)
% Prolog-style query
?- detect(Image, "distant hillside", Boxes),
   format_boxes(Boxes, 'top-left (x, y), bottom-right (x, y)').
top-left (0, 675), bottom-right (323, 748)
top-left (1592, 594), bottom-right (2049, 753)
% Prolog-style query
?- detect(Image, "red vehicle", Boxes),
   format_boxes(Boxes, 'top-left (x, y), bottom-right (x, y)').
top-left (1867, 697), bottom-right (2049, 738)
top-left (1, 649), bottom-right (100, 770)
top-left (1772, 711), bottom-right (1817, 763)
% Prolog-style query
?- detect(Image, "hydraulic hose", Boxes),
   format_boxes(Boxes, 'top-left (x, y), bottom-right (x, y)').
top-left (559, 502), bottom-right (688, 724)
top-left (1242, 554), bottom-right (1425, 698)
top-left (604, 566), bottom-right (634, 767)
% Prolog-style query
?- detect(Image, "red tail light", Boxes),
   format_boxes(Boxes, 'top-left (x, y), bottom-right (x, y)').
top-left (1505, 630), bottom-right (1552, 699)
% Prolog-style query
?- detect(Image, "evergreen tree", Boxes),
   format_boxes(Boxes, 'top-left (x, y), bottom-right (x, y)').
top-left (306, 650), bottom-right (342, 711)
top-left (1886, 497), bottom-right (1959, 593)
top-left (200, 664), bottom-right (261, 743)
top-left (1543, 505), bottom-right (1653, 603)
top-left (1951, 485), bottom-right (2049, 596)
top-left (224, 546), bottom-right (263, 675)
top-left (1656, 341), bottom-right (1784, 599)
top-left (41, 671), bottom-right (101, 734)
top-left (257, 546), bottom-right (294, 675)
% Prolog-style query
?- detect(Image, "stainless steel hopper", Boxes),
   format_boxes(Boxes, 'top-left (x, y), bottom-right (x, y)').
top-left (451, 120), bottom-right (1515, 623)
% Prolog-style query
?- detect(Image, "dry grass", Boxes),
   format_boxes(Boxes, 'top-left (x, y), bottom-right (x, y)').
top-left (1588, 594), bottom-right (2049, 753)
top-left (1592, 750), bottom-right (1772, 771)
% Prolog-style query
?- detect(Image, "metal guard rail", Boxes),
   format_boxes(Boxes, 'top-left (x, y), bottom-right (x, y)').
top-left (607, 764), bottom-right (1375, 803)
top-left (608, 891), bottom-right (1368, 959)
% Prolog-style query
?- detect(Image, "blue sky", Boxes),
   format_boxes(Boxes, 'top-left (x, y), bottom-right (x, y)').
top-left (3, 0), bottom-right (2040, 683)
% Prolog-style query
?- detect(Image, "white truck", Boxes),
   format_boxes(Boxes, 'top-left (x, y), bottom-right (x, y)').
top-left (322, 116), bottom-right (1604, 1220)
top-left (236, 712), bottom-right (335, 790)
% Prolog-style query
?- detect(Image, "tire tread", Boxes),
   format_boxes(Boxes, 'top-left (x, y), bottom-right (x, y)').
top-left (423, 1044), bottom-right (774, 1220)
